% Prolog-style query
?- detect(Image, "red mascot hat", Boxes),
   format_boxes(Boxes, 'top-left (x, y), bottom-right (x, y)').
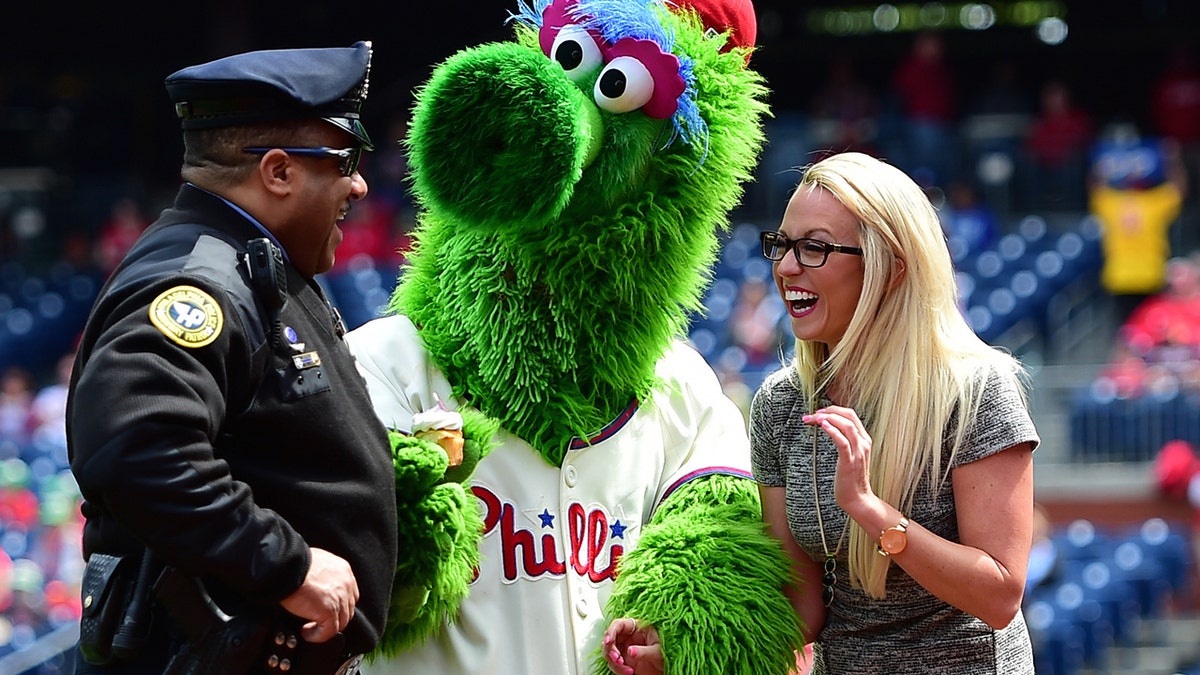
top-left (671, 0), bottom-right (757, 55)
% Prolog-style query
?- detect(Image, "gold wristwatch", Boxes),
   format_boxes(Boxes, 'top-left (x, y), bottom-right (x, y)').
top-left (877, 516), bottom-right (910, 557)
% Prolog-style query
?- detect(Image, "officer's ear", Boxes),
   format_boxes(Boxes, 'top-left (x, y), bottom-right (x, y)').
top-left (256, 149), bottom-right (294, 196)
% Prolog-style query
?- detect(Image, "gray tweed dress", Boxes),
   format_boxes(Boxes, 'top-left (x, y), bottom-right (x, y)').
top-left (750, 365), bottom-right (1040, 674)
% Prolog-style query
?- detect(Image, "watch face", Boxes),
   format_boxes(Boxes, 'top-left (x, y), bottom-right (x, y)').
top-left (881, 528), bottom-right (907, 554)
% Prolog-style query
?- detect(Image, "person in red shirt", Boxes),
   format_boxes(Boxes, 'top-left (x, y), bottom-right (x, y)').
top-left (1123, 257), bottom-right (1200, 345)
top-left (1152, 46), bottom-right (1200, 146)
top-left (93, 197), bottom-right (148, 277)
top-left (890, 31), bottom-right (958, 188)
top-left (810, 53), bottom-right (880, 160)
top-left (1151, 44), bottom-right (1200, 221)
top-left (1021, 80), bottom-right (1094, 211)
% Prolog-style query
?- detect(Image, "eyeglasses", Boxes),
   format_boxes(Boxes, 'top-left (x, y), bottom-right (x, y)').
top-left (760, 231), bottom-right (863, 268)
top-left (243, 146), bottom-right (365, 177)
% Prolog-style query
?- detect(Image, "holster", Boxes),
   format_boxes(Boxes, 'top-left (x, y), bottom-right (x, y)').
top-left (153, 566), bottom-right (271, 675)
top-left (78, 553), bottom-right (136, 665)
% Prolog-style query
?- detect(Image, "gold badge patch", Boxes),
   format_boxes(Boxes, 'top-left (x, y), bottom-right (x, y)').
top-left (149, 285), bottom-right (223, 348)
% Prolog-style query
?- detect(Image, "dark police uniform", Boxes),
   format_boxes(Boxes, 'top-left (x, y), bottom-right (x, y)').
top-left (67, 42), bottom-right (396, 674)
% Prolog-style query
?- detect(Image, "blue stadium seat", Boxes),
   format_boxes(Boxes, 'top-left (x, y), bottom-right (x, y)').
top-left (1034, 249), bottom-right (1066, 287)
top-left (997, 233), bottom-right (1028, 266)
top-left (947, 234), bottom-right (972, 265)
top-left (1056, 519), bottom-right (1116, 563)
top-left (1050, 580), bottom-right (1116, 668)
top-left (715, 237), bottom-right (752, 280)
top-left (1110, 539), bottom-right (1172, 619)
top-left (1017, 215), bottom-right (1049, 250)
top-left (320, 258), bottom-right (400, 331)
top-left (955, 270), bottom-right (975, 308)
top-left (1134, 518), bottom-right (1192, 599)
top-left (1010, 269), bottom-right (1039, 301)
top-left (705, 277), bottom-right (740, 307)
top-left (965, 305), bottom-right (994, 338)
top-left (1070, 559), bottom-right (1140, 645)
top-left (688, 327), bottom-right (719, 360)
top-left (740, 256), bottom-right (772, 283)
top-left (974, 250), bottom-right (1005, 285)
top-left (1025, 596), bottom-right (1088, 675)
top-left (1068, 389), bottom-right (1147, 462)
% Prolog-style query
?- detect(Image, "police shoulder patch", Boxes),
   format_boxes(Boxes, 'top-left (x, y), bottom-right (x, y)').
top-left (148, 285), bottom-right (224, 348)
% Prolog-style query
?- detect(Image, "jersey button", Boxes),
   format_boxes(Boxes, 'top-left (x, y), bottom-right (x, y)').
top-left (575, 596), bottom-right (589, 617)
top-left (564, 465), bottom-right (578, 487)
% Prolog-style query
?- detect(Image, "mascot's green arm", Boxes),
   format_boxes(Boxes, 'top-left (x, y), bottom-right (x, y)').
top-left (593, 474), bottom-right (805, 675)
top-left (371, 408), bottom-right (500, 659)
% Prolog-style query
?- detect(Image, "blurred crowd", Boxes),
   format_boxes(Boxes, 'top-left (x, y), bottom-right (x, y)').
top-left (0, 352), bottom-right (82, 662)
top-left (2, 25), bottom-right (1200, 671)
top-left (757, 35), bottom-right (1199, 224)
top-left (1094, 256), bottom-right (1200, 400)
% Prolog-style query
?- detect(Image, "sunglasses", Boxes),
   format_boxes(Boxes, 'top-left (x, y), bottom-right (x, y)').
top-left (243, 146), bottom-right (365, 177)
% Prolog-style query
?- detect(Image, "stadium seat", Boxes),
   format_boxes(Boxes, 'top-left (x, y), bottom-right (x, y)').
top-left (1110, 539), bottom-right (1172, 619)
top-left (955, 270), bottom-right (975, 308)
top-left (974, 250), bottom-right (1005, 285)
top-left (1051, 580), bottom-right (1116, 668)
top-left (1026, 597), bottom-right (1087, 675)
top-left (1017, 215), bottom-right (1049, 249)
top-left (965, 305), bottom-right (993, 337)
top-left (1056, 519), bottom-right (1116, 562)
top-left (947, 234), bottom-right (971, 265)
top-left (1135, 518), bottom-right (1193, 598)
top-left (998, 233), bottom-right (1027, 266)
top-left (1072, 559), bottom-right (1140, 645)
top-left (1034, 250), bottom-right (1066, 286)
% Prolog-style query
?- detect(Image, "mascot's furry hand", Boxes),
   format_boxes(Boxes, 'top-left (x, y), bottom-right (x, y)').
top-left (598, 475), bottom-right (803, 675)
top-left (380, 408), bottom-right (499, 656)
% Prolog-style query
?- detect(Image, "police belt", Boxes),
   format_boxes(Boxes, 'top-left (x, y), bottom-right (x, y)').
top-left (153, 565), bottom-right (364, 675)
top-left (256, 623), bottom-right (364, 675)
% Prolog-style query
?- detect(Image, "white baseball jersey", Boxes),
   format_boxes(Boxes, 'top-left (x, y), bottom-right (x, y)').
top-left (346, 314), bottom-right (752, 675)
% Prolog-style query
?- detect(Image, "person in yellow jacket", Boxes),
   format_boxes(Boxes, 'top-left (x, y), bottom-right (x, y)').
top-left (1089, 121), bottom-right (1188, 323)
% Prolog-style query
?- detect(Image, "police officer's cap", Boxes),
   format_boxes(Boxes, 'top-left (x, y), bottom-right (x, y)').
top-left (165, 41), bottom-right (374, 149)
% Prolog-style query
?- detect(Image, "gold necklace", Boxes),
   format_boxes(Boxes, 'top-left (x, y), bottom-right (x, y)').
top-left (812, 420), bottom-right (850, 607)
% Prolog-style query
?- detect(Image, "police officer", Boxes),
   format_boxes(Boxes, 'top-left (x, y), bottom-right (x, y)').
top-left (67, 42), bottom-right (397, 674)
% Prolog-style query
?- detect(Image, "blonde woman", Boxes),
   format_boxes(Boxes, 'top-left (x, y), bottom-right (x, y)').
top-left (751, 152), bottom-right (1038, 673)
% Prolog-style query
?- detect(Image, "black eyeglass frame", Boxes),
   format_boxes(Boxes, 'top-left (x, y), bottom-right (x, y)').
top-left (243, 146), bottom-right (365, 177)
top-left (759, 231), bottom-right (864, 268)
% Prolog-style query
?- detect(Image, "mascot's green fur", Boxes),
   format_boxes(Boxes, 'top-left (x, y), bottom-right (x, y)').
top-left (371, 0), bottom-right (804, 672)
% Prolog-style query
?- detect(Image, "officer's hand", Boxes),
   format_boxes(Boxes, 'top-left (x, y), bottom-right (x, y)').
top-left (279, 547), bottom-right (359, 643)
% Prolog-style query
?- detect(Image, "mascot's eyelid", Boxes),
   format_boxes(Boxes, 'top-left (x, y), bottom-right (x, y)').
top-left (539, 0), bottom-right (587, 55)
top-left (548, 25), bottom-right (605, 81)
top-left (594, 56), bottom-right (654, 115)
top-left (601, 37), bottom-right (685, 120)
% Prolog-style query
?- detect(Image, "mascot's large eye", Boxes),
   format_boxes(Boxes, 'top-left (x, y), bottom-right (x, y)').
top-left (593, 56), bottom-right (655, 115)
top-left (550, 26), bottom-right (603, 82)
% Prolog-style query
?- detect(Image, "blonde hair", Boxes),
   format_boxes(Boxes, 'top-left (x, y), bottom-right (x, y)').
top-left (789, 152), bottom-right (1026, 598)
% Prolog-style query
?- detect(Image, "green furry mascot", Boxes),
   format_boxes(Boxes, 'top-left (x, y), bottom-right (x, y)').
top-left (344, 0), bottom-right (803, 673)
